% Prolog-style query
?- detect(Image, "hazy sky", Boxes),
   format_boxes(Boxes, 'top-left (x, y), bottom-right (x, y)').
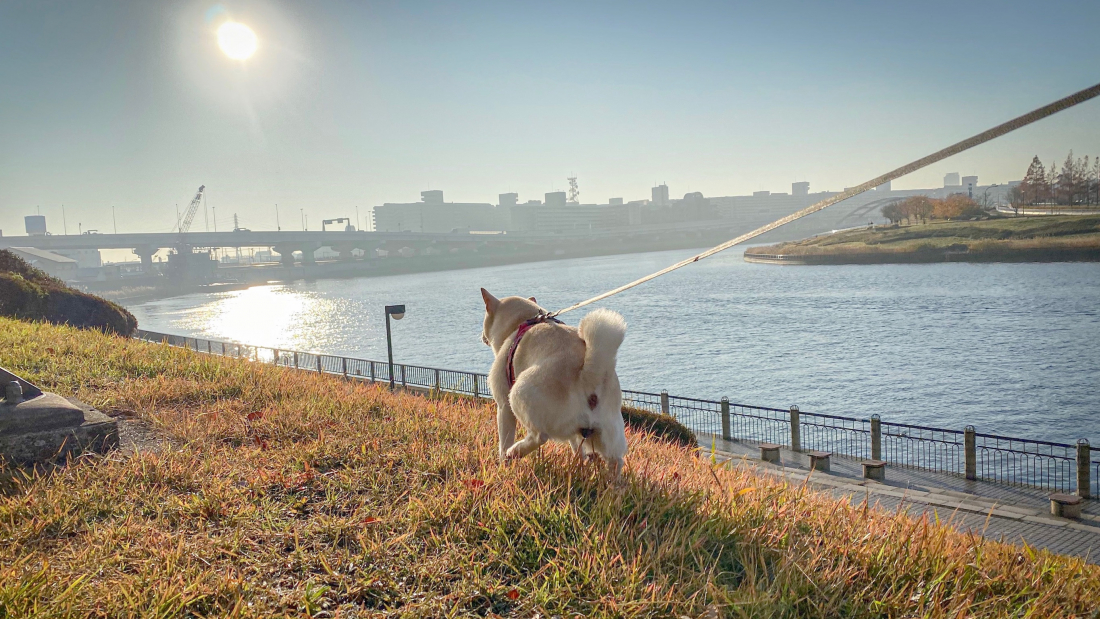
top-left (2, 0), bottom-right (1099, 237)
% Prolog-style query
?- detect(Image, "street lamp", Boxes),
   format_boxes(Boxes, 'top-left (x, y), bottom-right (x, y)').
top-left (384, 304), bottom-right (406, 390)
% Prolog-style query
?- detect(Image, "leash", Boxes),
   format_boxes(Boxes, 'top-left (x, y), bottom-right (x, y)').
top-left (547, 82), bottom-right (1100, 319)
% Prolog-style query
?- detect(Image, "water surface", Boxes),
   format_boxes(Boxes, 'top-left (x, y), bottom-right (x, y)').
top-left (128, 249), bottom-right (1100, 444)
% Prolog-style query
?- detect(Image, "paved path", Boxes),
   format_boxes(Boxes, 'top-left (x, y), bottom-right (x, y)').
top-left (703, 435), bottom-right (1100, 564)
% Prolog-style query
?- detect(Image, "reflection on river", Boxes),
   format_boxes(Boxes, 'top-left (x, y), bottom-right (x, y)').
top-left (127, 248), bottom-right (1100, 444)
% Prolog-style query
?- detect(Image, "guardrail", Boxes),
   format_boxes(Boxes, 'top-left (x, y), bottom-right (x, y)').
top-left (134, 329), bottom-right (1097, 499)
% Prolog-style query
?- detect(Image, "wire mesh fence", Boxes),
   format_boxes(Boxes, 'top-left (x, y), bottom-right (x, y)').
top-left (133, 329), bottom-right (1095, 497)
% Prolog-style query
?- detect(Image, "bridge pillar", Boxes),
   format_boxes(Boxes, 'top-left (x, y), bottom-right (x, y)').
top-left (133, 246), bottom-right (156, 273)
top-left (272, 246), bottom-right (296, 267)
top-left (301, 244), bottom-right (320, 266)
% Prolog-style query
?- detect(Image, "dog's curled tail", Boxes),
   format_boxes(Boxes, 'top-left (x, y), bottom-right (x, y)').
top-left (578, 308), bottom-right (627, 381)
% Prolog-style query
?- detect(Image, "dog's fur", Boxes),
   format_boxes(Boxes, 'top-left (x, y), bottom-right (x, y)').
top-left (480, 289), bottom-right (628, 474)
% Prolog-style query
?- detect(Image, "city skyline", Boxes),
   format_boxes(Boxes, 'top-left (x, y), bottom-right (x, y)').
top-left (2, 1), bottom-right (1099, 238)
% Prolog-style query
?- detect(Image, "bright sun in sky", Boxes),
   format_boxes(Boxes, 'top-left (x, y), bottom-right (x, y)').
top-left (217, 22), bottom-right (257, 60)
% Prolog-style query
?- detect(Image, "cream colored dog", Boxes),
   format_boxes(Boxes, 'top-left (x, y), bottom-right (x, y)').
top-left (480, 289), bottom-right (628, 474)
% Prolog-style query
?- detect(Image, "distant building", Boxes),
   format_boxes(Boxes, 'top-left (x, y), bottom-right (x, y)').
top-left (792, 182), bottom-right (809, 196)
top-left (753, 191), bottom-right (770, 198)
top-left (8, 247), bottom-right (78, 279)
top-left (608, 198), bottom-right (624, 205)
top-left (25, 215), bottom-right (47, 236)
top-left (498, 193), bottom-right (518, 207)
top-left (651, 184), bottom-right (669, 207)
top-left (944, 172), bottom-right (961, 187)
top-left (545, 191), bottom-right (567, 207)
top-left (876, 180), bottom-right (892, 192)
top-left (962, 176), bottom-right (978, 197)
top-left (372, 190), bottom-right (501, 233)
top-left (54, 248), bottom-right (102, 269)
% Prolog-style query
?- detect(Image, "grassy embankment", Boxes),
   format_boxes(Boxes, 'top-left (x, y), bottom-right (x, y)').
top-left (1, 318), bottom-right (1099, 617)
top-left (745, 215), bottom-right (1100, 264)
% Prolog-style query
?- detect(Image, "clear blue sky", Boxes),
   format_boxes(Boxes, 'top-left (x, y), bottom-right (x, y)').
top-left (1, 0), bottom-right (1098, 237)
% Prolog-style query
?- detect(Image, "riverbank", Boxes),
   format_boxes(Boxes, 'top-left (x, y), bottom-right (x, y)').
top-left (744, 215), bottom-right (1100, 264)
top-left (2, 318), bottom-right (1098, 616)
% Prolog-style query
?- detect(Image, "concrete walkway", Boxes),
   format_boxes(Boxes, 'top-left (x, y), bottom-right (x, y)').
top-left (702, 434), bottom-right (1100, 564)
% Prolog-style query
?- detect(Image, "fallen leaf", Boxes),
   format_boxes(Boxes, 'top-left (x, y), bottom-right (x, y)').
top-left (247, 411), bottom-right (263, 421)
top-left (737, 487), bottom-right (756, 496)
top-left (46, 347), bottom-right (55, 354)
top-left (506, 589), bottom-right (519, 601)
top-left (361, 517), bottom-right (382, 524)
top-left (463, 479), bottom-right (485, 490)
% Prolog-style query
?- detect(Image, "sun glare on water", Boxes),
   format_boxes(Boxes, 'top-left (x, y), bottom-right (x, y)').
top-left (217, 21), bottom-right (257, 60)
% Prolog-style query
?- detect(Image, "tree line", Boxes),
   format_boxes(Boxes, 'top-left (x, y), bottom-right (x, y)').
top-left (1011, 151), bottom-right (1100, 207)
top-left (881, 194), bottom-right (984, 225)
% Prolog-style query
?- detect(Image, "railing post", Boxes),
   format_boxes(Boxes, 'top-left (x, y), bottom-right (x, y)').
top-left (207, 340), bottom-right (211, 354)
top-left (870, 414), bottom-right (881, 461)
top-left (294, 352), bottom-right (299, 369)
top-left (370, 361), bottom-right (376, 382)
top-left (660, 390), bottom-right (670, 417)
top-left (317, 356), bottom-right (323, 374)
top-left (964, 426), bottom-right (977, 480)
top-left (472, 373), bottom-right (479, 399)
top-left (274, 349), bottom-right (280, 366)
top-left (342, 357), bottom-right (348, 378)
top-left (720, 397), bottom-right (731, 441)
top-left (790, 405), bottom-right (800, 452)
top-left (434, 369), bottom-right (441, 395)
top-left (401, 365), bottom-right (407, 388)
top-left (1078, 439), bottom-right (1092, 499)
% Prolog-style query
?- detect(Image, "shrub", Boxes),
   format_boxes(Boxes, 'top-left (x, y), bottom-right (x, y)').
top-left (0, 250), bottom-right (137, 336)
top-left (622, 405), bottom-right (698, 448)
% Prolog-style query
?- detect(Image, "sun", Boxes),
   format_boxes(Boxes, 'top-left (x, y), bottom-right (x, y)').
top-left (217, 22), bottom-right (257, 60)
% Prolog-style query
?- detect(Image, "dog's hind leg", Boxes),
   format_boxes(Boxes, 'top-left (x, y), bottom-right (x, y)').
top-left (505, 431), bottom-right (549, 461)
top-left (496, 397), bottom-right (518, 461)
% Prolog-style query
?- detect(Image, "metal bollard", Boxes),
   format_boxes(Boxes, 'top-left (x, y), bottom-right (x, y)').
top-left (1078, 439), bottom-right (1092, 499)
top-left (964, 426), bottom-right (977, 480)
top-left (870, 414), bottom-right (882, 461)
top-left (721, 397), bottom-right (731, 441)
top-left (790, 405), bottom-right (800, 452)
top-left (660, 390), bottom-right (670, 417)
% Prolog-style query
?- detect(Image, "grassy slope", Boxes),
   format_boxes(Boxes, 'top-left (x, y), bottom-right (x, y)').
top-left (0, 318), bottom-right (1097, 617)
top-left (749, 215), bottom-right (1100, 256)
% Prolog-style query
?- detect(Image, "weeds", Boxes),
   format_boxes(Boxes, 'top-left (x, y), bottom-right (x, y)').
top-left (0, 318), bottom-right (1097, 617)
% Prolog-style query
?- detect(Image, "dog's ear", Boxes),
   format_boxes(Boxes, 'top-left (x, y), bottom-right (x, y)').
top-left (528, 297), bottom-right (536, 303)
top-left (480, 288), bottom-right (500, 313)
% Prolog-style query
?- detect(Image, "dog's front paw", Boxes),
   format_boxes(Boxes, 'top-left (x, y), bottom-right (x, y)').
top-left (504, 445), bottom-right (524, 461)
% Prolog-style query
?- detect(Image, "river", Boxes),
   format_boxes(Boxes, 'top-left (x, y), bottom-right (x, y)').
top-left (126, 248), bottom-right (1100, 445)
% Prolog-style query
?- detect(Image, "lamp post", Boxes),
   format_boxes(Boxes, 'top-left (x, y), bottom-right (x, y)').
top-left (384, 304), bottom-right (406, 390)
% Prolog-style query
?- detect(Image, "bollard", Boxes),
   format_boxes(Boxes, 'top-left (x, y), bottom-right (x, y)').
top-left (790, 405), bottom-right (801, 452)
top-left (964, 426), bottom-right (977, 480)
top-left (1078, 439), bottom-right (1092, 499)
top-left (660, 390), bottom-right (670, 417)
top-left (721, 397), bottom-right (731, 441)
top-left (870, 415), bottom-right (882, 461)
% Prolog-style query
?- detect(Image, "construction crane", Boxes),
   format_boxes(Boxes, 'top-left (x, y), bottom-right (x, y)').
top-left (176, 185), bottom-right (205, 234)
top-left (322, 217), bottom-right (354, 232)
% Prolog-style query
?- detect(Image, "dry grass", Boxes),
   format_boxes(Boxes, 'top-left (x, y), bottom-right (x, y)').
top-left (1, 317), bottom-right (1098, 617)
top-left (750, 215), bottom-right (1100, 257)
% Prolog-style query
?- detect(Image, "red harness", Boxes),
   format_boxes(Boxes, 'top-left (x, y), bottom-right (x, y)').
top-left (506, 313), bottom-right (562, 387)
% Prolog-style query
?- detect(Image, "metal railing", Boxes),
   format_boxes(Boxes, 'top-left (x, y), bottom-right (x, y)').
top-left (134, 329), bottom-right (1097, 499)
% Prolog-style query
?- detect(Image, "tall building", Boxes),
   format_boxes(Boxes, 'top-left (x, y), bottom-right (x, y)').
top-left (876, 180), bottom-right (892, 192)
top-left (792, 182), bottom-right (809, 196)
top-left (943, 172), bottom-right (961, 187)
top-left (753, 190), bottom-right (770, 197)
top-left (651, 184), bottom-right (669, 206)
top-left (498, 193), bottom-right (518, 207)
top-left (372, 191), bottom-right (499, 233)
top-left (608, 198), bottom-right (624, 205)
top-left (962, 176), bottom-right (978, 197)
top-left (545, 191), bottom-right (567, 207)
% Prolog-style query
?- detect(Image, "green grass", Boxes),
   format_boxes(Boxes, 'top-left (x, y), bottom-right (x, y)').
top-left (748, 215), bottom-right (1100, 257)
top-left (1, 317), bottom-right (1098, 617)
